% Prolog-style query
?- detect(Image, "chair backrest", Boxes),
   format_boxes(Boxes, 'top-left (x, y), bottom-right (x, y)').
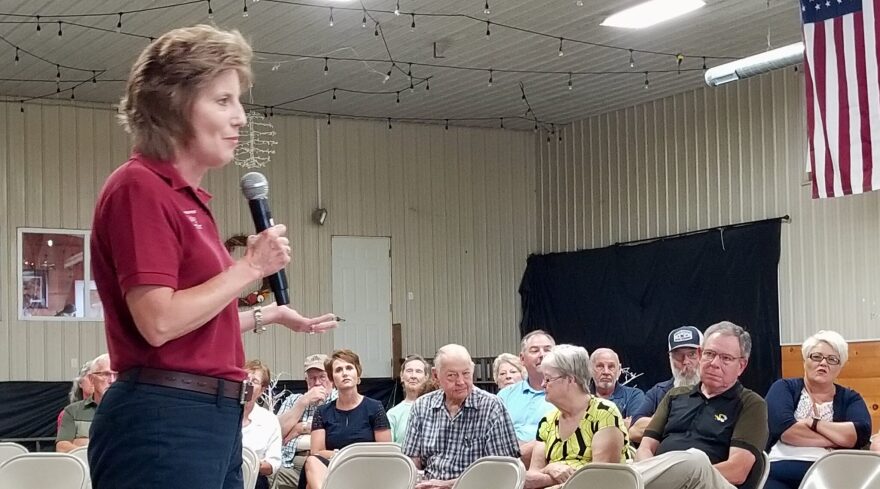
top-left (323, 452), bottom-right (416, 489)
top-left (0, 452), bottom-right (89, 489)
top-left (756, 451), bottom-right (770, 489)
top-left (327, 442), bottom-right (401, 471)
top-left (0, 442), bottom-right (28, 466)
top-left (242, 446), bottom-right (260, 489)
top-left (68, 446), bottom-right (89, 467)
top-left (798, 450), bottom-right (880, 489)
top-left (562, 463), bottom-right (644, 489)
top-left (452, 456), bottom-right (526, 489)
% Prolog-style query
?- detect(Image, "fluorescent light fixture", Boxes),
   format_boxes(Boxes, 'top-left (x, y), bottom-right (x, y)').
top-left (704, 42), bottom-right (804, 87)
top-left (601, 0), bottom-right (706, 29)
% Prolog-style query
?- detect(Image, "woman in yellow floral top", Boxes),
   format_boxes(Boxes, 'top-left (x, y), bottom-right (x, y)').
top-left (525, 344), bottom-right (631, 489)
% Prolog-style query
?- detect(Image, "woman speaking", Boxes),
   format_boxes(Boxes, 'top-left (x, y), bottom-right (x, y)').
top-left (88, 24), bottom-right (337, 489)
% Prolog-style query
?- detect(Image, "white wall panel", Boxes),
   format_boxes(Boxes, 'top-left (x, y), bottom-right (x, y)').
top-left (536, 68), bottom-right (880, 344)
top-left (1, 101), bottom-right (535, 380)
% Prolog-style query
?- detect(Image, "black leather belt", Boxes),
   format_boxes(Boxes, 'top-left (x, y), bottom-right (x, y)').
top-left (119, 367), bottom-right (253, 405)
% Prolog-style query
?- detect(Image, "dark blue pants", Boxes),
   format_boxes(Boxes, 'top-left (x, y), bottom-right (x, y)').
top-left (89, 380), bottom-right (244, 489)
top-left (764, 460), bottom-right (813, 489)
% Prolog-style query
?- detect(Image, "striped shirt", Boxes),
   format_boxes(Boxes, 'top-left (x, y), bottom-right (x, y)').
top-left (403, 387), bottom-right (520, 480)
top-left (277, 389), bottom-right (338, 468)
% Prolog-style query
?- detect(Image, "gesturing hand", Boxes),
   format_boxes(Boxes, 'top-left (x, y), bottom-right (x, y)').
top-left (275, 307), bottom-right (338, 334)
top-left (245, 224), bottom-right (291, 277)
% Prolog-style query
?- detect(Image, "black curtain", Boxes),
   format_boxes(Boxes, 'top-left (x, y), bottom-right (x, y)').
top-left (519, 219), bottom-right (782, 396)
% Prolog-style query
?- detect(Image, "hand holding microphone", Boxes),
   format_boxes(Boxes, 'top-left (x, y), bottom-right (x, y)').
top-left (240, 172), bottom-right (290, 305)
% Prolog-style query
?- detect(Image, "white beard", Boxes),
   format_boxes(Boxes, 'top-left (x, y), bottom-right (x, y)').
top-left (671, 360), bottom-right (701, 388)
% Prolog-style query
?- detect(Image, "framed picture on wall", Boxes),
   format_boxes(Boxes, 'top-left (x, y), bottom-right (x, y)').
top-left (22, 269), bottom-right (48, 310)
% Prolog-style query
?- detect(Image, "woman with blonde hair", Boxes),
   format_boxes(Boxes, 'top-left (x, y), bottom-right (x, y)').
top-left (764, 330), bottom-right (872, 489)
top-left (493, 353), bottom-right (526, 389)
top-left (88, 25), bottom-right (337, 489)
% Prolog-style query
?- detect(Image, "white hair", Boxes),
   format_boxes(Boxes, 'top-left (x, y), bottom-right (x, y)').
top-left (434, 344), bottom-right (473, 371)
top-left (542, 344), bottom-right (591, 393)
top-left (801, 330), bottom-right (849, 366)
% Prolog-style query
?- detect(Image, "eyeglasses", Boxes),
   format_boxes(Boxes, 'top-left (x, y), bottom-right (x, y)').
top-left (700, 350), bottom-right (742, 365)
top-left (808, 353), bottom-right (841, 365)
top-left (542, 375), bottom-right (568, 386)
top-left (90, 370), bottom-right (118, 380)
top-left (671, 350), bottom-right (699, 362)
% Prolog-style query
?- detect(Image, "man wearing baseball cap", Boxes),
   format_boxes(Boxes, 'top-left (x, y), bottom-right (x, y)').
top-left (272, 354), bottom-right (337, 489)
top-left (629, 326), bottom-right (703, 444)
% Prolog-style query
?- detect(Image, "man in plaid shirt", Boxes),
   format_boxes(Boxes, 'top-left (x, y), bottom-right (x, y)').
top-left (270, 354), bottom-right (337, 489)
top-left (403, 344), bottom-right (520, 488)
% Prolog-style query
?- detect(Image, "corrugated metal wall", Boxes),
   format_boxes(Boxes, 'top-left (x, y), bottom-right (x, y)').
top-left (536, 68), bottom-right (880, 344)
top-left (0, 101), bottom-right (536, 381)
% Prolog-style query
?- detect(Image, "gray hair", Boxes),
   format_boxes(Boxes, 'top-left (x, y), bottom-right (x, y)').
top-left (704, 321), bottom-right (752, 359)
top-left (801, 330), bottom-right (849, 366)
top-left (520, 330), bottom-right (556, 352)
top-left (434, 344), bottom-right (474, 371)
top-left (68, 360), bottom-right (93, 403)
top-left (91, 353), bottom-right (111, 371)
top-left (541, 344), bottom-right (591, 393)
top-left (492, 353), bottom-right (525, 382)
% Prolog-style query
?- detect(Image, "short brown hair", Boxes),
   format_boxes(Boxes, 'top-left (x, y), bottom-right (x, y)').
top-left (119, 24), bottom-right (253, 161)
top-left (245, 359), bottom-right (271, 386)
top-left (325, 349), bottom-right (363, 378)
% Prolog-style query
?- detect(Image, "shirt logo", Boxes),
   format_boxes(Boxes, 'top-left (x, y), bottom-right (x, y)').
top-left (714, 413), bottom-right (728, 423)
top-left (183, 210), bottom-right (203, 230)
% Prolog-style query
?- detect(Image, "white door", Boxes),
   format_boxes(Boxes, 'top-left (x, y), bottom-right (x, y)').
top-left (331, 236), bottom-right (392, 377)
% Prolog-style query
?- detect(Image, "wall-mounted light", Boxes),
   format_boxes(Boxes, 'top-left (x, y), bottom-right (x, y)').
top-left (312, 208), bottom-right (328, 226)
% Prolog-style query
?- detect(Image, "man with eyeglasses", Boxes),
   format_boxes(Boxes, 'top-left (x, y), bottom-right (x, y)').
top-left (56, 353), bottom-right (117, 453)
top-left (271, 354), bottom-right (337, 489)
top-left (629, 326), bottom-right (703, 444)
top-left (632, 321), bottom-right (769, 489)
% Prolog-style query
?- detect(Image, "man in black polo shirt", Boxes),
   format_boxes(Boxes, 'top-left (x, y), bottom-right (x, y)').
top-left (632, 321), bottom-right (768, 489)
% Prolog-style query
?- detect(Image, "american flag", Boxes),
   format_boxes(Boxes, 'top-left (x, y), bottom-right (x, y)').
top-left (803, 0), bottom-right (880, 198)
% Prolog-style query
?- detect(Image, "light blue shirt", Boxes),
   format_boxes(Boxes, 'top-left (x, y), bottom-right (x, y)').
top-left (497, 379), bottom-right (555, 441)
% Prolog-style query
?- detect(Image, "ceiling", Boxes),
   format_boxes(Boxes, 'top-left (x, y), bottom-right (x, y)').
top-left (0, 0), bottom-right (804, 130)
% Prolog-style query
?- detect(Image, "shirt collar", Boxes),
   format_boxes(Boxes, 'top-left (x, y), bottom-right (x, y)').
top-left (83, 395), bottom-right (98, 407)
top-left (690, 381), bottom-right (742, 399)
top-left (428, 387), bottom-right (479, 410)
top-left (133, 152), bottom-right (213, 203)
top-left (519, 379), bottom-right (544, 394)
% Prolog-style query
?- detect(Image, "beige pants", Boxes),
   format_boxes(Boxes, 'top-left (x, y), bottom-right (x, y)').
top-left (632, 449), bottom-right (737, 489)
top-left (270, 454), bottom-right (307, 489)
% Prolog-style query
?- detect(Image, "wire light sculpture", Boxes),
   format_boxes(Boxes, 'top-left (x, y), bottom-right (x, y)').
top-left (235, 110), bottom-right (278, 169)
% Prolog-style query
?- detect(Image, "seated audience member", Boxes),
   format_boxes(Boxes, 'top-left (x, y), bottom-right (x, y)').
top-left (387, 355), bottom-right (434, 444)
top-left (632, 322), bottom-right (768, 489)
top-left (404, 344), bottom-right (520, 488)
top-left (57, 360), bottom-right (95, 431)
top-left (764, 330), bottom-right (871, 489)
top-left (56, 353), bottom-right (116, 453)
top-left (527, 345), bottom-right (631, 489)
top-left (493, 353), bottom-right (526, 389)
top-left (629, 326), bottom-right (703, 444)
top-left (498, 331), bottom-right (556, 464)
top-left (273, 354), bottom-right (337, 489)
top-left (301, 349), bottom-right (391, 489)
top-left (590, 348), bottom-right (646, 422)
top-left (242, 360), bottom-right (283, 489)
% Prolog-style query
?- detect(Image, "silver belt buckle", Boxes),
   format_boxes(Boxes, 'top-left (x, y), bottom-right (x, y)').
top-left (240, 380), bottom-right (249, 405)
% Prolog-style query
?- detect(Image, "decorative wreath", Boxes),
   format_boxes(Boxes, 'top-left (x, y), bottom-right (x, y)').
top-left (224, 234), bottom-right (272, 308)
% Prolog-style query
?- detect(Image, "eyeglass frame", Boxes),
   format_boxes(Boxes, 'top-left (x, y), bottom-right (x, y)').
top-left (89, 370), bottom-right (118, 380)
top-left (700, 349), bottom-right (743, 365)
top-left (807, 352), bottom-right (841, 366)
top-left (541, 374), bottom-right (569, 386)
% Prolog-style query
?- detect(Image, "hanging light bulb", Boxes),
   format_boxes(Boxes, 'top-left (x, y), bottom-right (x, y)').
top-left (14, 47), bottom-right (19, 64)
top-left (388, 118), bottom-right (393, 130)
top-left (484, 0), bottom-right (490, 14)
top-left (568, 72), bottom-right (573, 90)
top-left (487, 69), bottom-right (493, 87)
top-left (374, 22), bottom-right (380, 37)
top-left (56, 64), bottom-right (61, 80)
top-left (676, 53), bottom-right (684, 74)
top-left (702, 57), bottom-right (708, 71)
top-left (425, 78), bottom-right (430, 91)
top-left (558, 38), bottom-right (564, 57)
top-left (410, 14), bottom-right (415, 31)
top-left (92, 70), bottom-right (97, 84)
top-left (486, 21), bottom-right (491, 38)
top-left (327, 113), bottom-right (331, 125)
top-left (116, 13), bottom-right (122, 32)
top-left (208, 0), bottom-right (214, 19)
top-left (362, 10), bottom-right (367, 28)
top-left (396, 91), bottom-right (400, 104)
top-left (36, 15), bottom-right (41, 33)
top-left (323, 57), bottom-right (329, 75)
top-left (629, 49), bottom-right (635, 69)
top-left (500, 118), bottom-right (504, 129)
top-left (576, 0), bottom-right (583, 5)
top-left (644, 72), bottom-right (650, 89)
top-left (332, 88), bottom-right (337, 100)
top-left (445, 119), bottom-right (449, 130)
top-left (384, 64), bottom-right (394, 83)
top-left (70, 88), bottom-right (75, 100)
top-left (329, 7), bottom-right (334, 27)
top-left (57, 21), bottom-right (62, 36)
top-left (394, 0), bottom-right (400, 15)
top-left (243, 0), bottom-right (249, 17)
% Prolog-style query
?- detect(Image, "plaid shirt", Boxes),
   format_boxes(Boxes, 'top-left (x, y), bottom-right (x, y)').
top-left (402, 387), bottom-right (520, 480)
top-left (277, 389), bottom-right (338, 467)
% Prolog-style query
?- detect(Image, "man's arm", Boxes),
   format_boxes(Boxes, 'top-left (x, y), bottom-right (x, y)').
top-left (628, 416), bottom-right (652, 444)
top-left (712, 447), bottom-right (755, 486)
top-left (55, 438), bottom-right (88, 453)
top-left (55, 409), bottom-right (87, 453)
top-left (277, 394), bottom-right (308, 439)
top-left (634, 436), bottom-right (659, 462)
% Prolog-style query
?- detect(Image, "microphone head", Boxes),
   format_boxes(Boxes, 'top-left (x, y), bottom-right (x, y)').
top-left (240, 172), bottom-right (269, 200)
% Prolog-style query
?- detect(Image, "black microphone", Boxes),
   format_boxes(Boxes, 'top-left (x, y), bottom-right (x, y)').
top-left (240, 172), bottom-right (290, 306)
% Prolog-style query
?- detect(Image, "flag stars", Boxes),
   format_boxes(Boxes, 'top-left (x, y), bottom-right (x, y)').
top-left (816, 3), bottom-right (821, 9)
top-left (825, 1), bottom-right (831, 6)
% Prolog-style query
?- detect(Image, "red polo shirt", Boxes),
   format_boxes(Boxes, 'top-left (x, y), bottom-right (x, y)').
top-left (91, 153), bottom-right (245, 381)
